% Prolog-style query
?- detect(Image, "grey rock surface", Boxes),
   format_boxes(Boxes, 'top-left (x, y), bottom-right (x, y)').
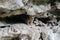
top-left (0, 0), bottom-right (60, 40)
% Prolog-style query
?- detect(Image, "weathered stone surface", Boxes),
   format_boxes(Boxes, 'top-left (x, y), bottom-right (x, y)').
top-left (0, 9), bottom-right (26, 17)
top-left (0, 0), bottom-right (24, 10)
top-left (0, 0), bottom-right (60, 40)
top-left (0, 24), bottom-right (40, 40)
top-left (0, 22), bottom-right (59, 40)
top-left (0, 0), bottom-right (51, 17)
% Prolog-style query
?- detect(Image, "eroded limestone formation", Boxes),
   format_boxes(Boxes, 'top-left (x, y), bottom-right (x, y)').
top-left (0, 0), bottom-right (60, 40)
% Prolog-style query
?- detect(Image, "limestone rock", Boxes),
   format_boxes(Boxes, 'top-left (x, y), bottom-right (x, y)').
top-left (0, 0), bottom-right (24, 10)
top-left (0, 24), bottom-right (40, 40)
top-left (0, 0), bottom-right (60, 40)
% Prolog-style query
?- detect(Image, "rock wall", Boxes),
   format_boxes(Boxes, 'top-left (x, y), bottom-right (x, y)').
top-left (0, 0), bottom-right (60, 40)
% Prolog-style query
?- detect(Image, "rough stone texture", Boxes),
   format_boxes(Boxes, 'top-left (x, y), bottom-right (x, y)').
top-left (0, 0), bottom-right (51, 17)
top-left (0, 24), bottom-right (40, 40)
top-left (0, 23), bottom-right (60, 40)
top-left (0, 0), bottom-right (24, 10)
top-left (0, 0), bottom-right (60, 40)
